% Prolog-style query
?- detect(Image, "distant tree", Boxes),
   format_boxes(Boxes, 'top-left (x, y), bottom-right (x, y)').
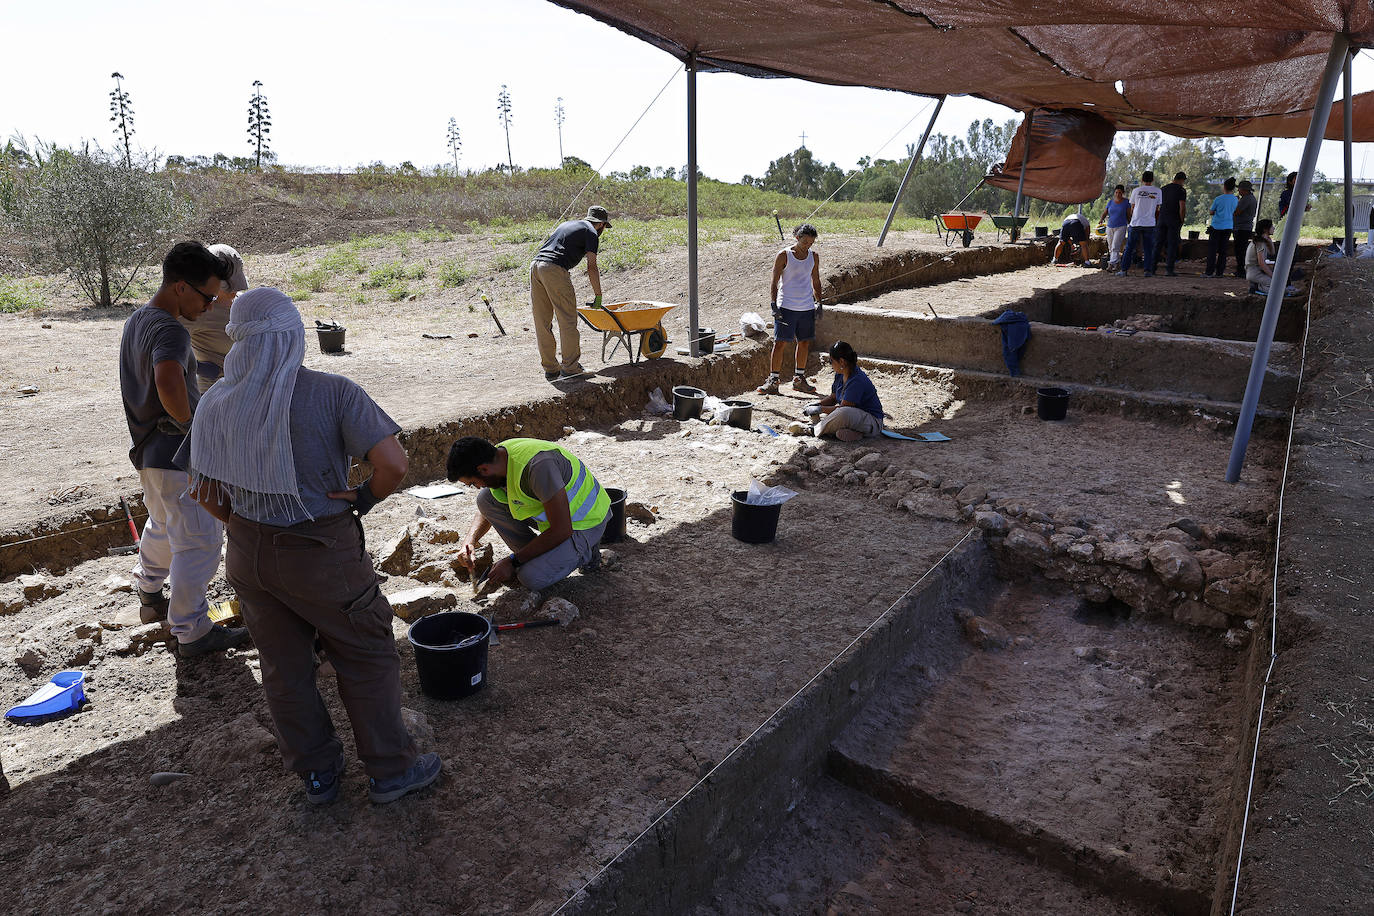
top-left (628, 165), bottom-right (652, 181)
top-left (760, 147), bottom-right (843, 199)
top-left (247, 80), bottom-right (272, 169)
top-left (561, 155), bottom-right (592, 172)
top-left (497, 84), bottom-right (514, 172)
top-left (554, 97), bottom-right (566, 165)
top-left (654, 165), bottom-right (676, 181)
top-left (3, 140), bottom-right (186, 307)
top-left (108, 72), bottom-right (136, 169)
top-left (446, 117), bottom-right (461, 172)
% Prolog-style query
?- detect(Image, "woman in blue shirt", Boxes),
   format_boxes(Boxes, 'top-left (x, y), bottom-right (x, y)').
top-left (810, 341), bottom-right (884, 441)
top-left (1099, 185), bottom-right (1130, 270)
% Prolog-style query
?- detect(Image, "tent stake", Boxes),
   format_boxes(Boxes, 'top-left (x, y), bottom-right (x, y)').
top-left (1256, 138), bottom-right (1273, 218)
top-left (878, 95), bottom-right (944, 248)
top-left (1344, 49), bottom-right (1355, 257)
top-left (1226, 33), bottom-right (1349, 484)
top-left (1012, 109), bottom-right (1035, 225)
top-left (687, 52), bottom-right (699, 357)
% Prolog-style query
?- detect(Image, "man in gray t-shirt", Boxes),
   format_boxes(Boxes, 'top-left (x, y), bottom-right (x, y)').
top-left (119, 241), bottom-right (247, 657)
top-left (530, 205), bottom-right (611, 381)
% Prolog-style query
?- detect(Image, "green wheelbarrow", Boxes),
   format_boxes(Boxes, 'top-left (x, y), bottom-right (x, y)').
top-left (990, 214), bottom-right (1029, 242)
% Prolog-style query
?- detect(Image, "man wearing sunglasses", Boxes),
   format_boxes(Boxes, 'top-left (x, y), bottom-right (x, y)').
top-left (118, 241), bottom-right (249, 657)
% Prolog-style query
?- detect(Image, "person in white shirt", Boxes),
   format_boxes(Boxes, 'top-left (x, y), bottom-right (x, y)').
top-left (1117, 170), bottom-right (1163, 277)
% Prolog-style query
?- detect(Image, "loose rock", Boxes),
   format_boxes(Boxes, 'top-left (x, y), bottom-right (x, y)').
top-left (956, 484), bottom-right (988, 506)
top-left (539, 597), bottom-right (580, 625)
top-left (624, 501), bottom-right (658, 524)
top-left (387, 587), bottom-right (458, 621)
top-left (1147, 541), bottom-right (1204, 592)
top-left (1005, 527), bottom-right (1051, 561)
top-left (963, 616), bottom-right (1013, 650)
top-left (101, 575), bottom-right (134, 594)
top-left (377, 527), bottom-right (414, 577)
top-left (17, 573), bottom-right (59, 603)
top-left (1099, 540), bottom-right (1148, 570)
top-left (974, 511), bottom-right (1010, 535)
top-left (1174, 600), bottom-right (1230, 629)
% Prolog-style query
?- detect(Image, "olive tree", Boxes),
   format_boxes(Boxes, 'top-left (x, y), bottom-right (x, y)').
top-left (3, 141), bottom-right (187, 306)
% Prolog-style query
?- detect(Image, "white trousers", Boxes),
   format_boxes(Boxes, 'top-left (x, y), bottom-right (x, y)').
top-left (132, 467), bottom-right (223, 643)
top-left (1106, 226), bottom-right (1127, 266)
top-left (814, 406), bottom-right (881, 438)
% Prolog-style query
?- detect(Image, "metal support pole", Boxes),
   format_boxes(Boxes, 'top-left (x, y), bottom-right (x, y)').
top-left (878, 95), bottom-right (944, 247)
top-left (1344, 50), bottom-right (1355, 257)
top-left (1255, 138), bottom-right (1273, 218)
top-left (686, 54), bottom-right (699, 357)
top-left (1012, 109), bottom-right (1035, 223)
top-left (1227, 33), bottom-right (1349, 483)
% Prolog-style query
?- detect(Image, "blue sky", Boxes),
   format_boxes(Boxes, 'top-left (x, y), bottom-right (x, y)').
top-left (6, 0), bottom-right (1373, 183)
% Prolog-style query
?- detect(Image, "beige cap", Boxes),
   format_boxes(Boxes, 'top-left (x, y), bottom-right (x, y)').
top-left (207, 243), bottom-right (249, 292)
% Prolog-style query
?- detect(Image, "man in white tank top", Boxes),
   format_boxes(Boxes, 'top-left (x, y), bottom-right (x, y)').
top-left (758, 223), bottom-right (823, 394)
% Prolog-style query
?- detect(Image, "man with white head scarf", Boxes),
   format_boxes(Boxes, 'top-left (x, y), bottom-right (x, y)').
top-left (183, 287), bottom-right (441, 805)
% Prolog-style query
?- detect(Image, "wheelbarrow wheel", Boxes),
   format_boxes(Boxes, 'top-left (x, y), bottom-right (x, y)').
top-left (961, 229), bottom-right (974, 248)
top-left (640, 323), bottom-right (668, 359)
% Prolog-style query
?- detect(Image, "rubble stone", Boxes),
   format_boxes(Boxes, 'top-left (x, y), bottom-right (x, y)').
top-left (956, 484), bottom-right (988, 506)
top-left (101, 575), bottom-right (134, 594)
top-left (963, 616), bottom-right (1013, 650)
top-left (377, 527), bottom-right (414, 577)
top-left (974, 511), bottom-right (1010, 535)
top-left (854, 453), bottom-right (888, 474)
top-left (1147, 541), bottom-right (1205, 592)
top-left (1066, 542), bottom-right (1097, 564)
top-left (1168, 517), bottom-right (1206, 540)
top-left (387, 587), bottom-right (458, 621)
top-left (1006, 527), bottom-right (1051, 561)
top-left (1100, 540), bottom-right (1148, 570)
top-left (14, 644), bottom-right (47, 676)
top-left (1174, 600), bottom-right (1229, 629)
top-left (1204, 577), bottom-right (1261, 617)
top-left (17, 574), bottom-right (58, 603)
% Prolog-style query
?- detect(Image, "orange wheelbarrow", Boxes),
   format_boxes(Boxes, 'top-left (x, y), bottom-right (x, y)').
top-left (935, 212), bottom-right (982, 248)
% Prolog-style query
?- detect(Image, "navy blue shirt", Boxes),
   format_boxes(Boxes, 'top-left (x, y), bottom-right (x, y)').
top-left (832, 368), bottom-right (883, 421)
top-left (534, 219), bottom-right (600, 270)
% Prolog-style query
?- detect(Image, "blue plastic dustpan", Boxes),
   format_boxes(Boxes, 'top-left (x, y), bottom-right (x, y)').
top-left (5, 671), bottom-right (86, 721)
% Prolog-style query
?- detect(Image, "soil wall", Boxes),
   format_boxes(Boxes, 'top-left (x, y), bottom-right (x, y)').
top-left (824, 242), bottom-right (1051, 304)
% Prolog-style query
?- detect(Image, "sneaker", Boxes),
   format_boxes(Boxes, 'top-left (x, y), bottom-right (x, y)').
top-left (178, 623), bottom-right (251, 658)
top-left (1115, 271), bottom-right (1128, 277)
top-left (544, 370), bottom-right (560, 381)
top-left (302, 754), bottom-right (345, 806)
top-left (1143, 271), bottom-right (1155, 278)
top-left (1165, 271), bottom-right (1178, 277)
top-left (756, 377), bottom-right (780, 395)
top-left (369, 752), bottom-right (442, 804)
top-left (559, 364), bottom-right (588, 379)
top-left (138, 588), bottom-right (168, 625)
top-left (791, 376), bottom-right (817, 394)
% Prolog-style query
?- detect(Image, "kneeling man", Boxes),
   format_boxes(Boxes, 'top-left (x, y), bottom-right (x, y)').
top-left (447, 437), bottom-right (609, 589)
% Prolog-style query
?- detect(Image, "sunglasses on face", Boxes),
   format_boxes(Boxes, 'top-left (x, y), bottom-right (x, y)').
top-left (183, 281), bottom-right (218, 305)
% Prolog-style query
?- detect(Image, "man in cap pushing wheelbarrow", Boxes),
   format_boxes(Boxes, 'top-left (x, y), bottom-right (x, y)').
top-left (530, 205), bottom-right (612, 381)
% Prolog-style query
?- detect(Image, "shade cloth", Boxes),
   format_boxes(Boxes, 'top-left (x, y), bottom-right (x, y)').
top-left (550, 0), bottom-right (1374, 140)
top-left (985, 109), bottom-right (1117, 203)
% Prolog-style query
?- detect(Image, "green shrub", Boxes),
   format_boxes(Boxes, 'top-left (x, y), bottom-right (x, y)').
top-left (386, 281), bottom-right (410, 301)
top-left (437, 258), bottom-right (472, 287)
top-left (0, 276), bottom-right (44, 312)
top-left (288, 289), bottom-right (313, 302)
top-left (320, 247), bottom-right (366, 275)
top-left (364, 260), bottom-right (424, 288)
top-left (491, 252), bottom-right (524, 272)
top-left (288, 265), bottom-right (330, 293)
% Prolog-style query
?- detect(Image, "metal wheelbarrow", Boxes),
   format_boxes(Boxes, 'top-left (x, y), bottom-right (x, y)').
top-left (989, 214), bottom-right (1028, 242)
top-left (576, 300), bottom-right (676, 364)
top-left (935, 212), bottom-right (982, 248)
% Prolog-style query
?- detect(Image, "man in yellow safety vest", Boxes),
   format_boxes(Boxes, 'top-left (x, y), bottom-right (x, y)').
top-left (447, 436), bottom-right (610, 589)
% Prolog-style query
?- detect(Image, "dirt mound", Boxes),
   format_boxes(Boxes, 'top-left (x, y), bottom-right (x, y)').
top-left (182, 197), bottom-right (437, 254)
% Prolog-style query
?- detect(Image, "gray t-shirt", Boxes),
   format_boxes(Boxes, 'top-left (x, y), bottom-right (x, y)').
top-left (520, 450), bottom-right (574, 504)
top-left (534, 219), bottom-right (599, 270)
top-left (120, 303), bottom-right (199, 470)
top-left (1233, 193), bottom-right (1257, 233)
top-left (176, 368), bottom-right (400, 526)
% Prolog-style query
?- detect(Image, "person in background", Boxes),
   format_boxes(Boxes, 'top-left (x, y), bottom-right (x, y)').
top-left (1117, 170), bottom-right (1162, 277)
top-left (1231, 180), bottom-right (1257, 279)
top-left (1245, 219), bottom-right (1300, 298)
top-left (807, 341), bottom-right (884, 442)
top-left (183, 244), bottom-right (250, 394)
top-left (1052, 212), bottom-right (1088, 265)
top-left (529, 205), bottom-right (610, 381)
top-left (120, 242), bottom-right (246, 656)
top-left (448, 436), bottom-right (610, 592)
top-left (1099, 185), bottom-right (1130, 271)
top-left (1204, 177), bottom-right (1239, 277)
top-left (186, 287), bottom-right (440, 806)
top-left (1276, 171), bottom-right (1310, 239)
top-left (758, 223), bottom-right (823, 395)
top-left (1153, 171), bottom-right (1188, 276)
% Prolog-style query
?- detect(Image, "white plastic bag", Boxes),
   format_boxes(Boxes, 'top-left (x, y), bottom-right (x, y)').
top-left (746, 478), bottom-right (798, 506)
top-left (739, 312), bottom-right (767, 337)
top-left (646, 387), bottom-right (672, 415)
top-left (701, 395), bottom-right (730, 424)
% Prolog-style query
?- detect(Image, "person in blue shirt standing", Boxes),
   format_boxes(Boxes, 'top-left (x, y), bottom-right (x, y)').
top-left (1098, 185), bottom-right (1130, 270)
top-left (1205, 178), bottom-right (1239, 277)
top-left (809, 341), bottom-right (884, 441)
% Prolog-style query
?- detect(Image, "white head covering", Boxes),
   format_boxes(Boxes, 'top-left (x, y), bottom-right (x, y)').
top-left (190, 287), bottom-right (310, 520)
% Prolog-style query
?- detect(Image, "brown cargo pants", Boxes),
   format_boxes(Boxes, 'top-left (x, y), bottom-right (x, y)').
top-left (530, 260), bottom-right (582, 374)
top-left (226, 510), bottom-right (416, 779)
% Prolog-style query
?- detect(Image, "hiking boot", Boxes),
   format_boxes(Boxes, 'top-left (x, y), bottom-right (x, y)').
top-left (756, 377), bottom-right (780, 395)
top-left (138, 588), bottom-right (168, 625)
top-left (369, 752), bottom-right (442, 804)
top-left (544, 370), bottom-right (561, 381)
top-left (559, 364), bottom-right (588, 379)
top-left (791, 376), bottom-right (817, 394)
top-left (302, 754), bottom-right (345, 806)
top-left (178, 623), bottom-right (251, 658)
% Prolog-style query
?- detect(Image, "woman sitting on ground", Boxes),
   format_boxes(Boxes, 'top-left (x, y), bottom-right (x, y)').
top-left (809, 341), bottom-right (884, 441)
top-left (1246, 219), bottom-right (1299, 298)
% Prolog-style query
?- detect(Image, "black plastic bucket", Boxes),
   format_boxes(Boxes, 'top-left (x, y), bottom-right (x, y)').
top-left (1036, 387), bottom-right (1070, 421)
top-left (316, 327), bottom-right (346, 353)
top-left (673, 386), bottom-right (706, 420)
top-left (1188, 230), bottom-right (1201, 240)
top-left (731, 491), bottom-right (782, 544)
top-left (602, 487), bottom-right (627, 544)
top-left (1034, 226), bottom-right (1049, 238)
top-left (407, 611), bottom-right (491, 700)
top-left (694, 327), bottom-right (716, 355)
top-left (721, 398), bottom-right (754, 430)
